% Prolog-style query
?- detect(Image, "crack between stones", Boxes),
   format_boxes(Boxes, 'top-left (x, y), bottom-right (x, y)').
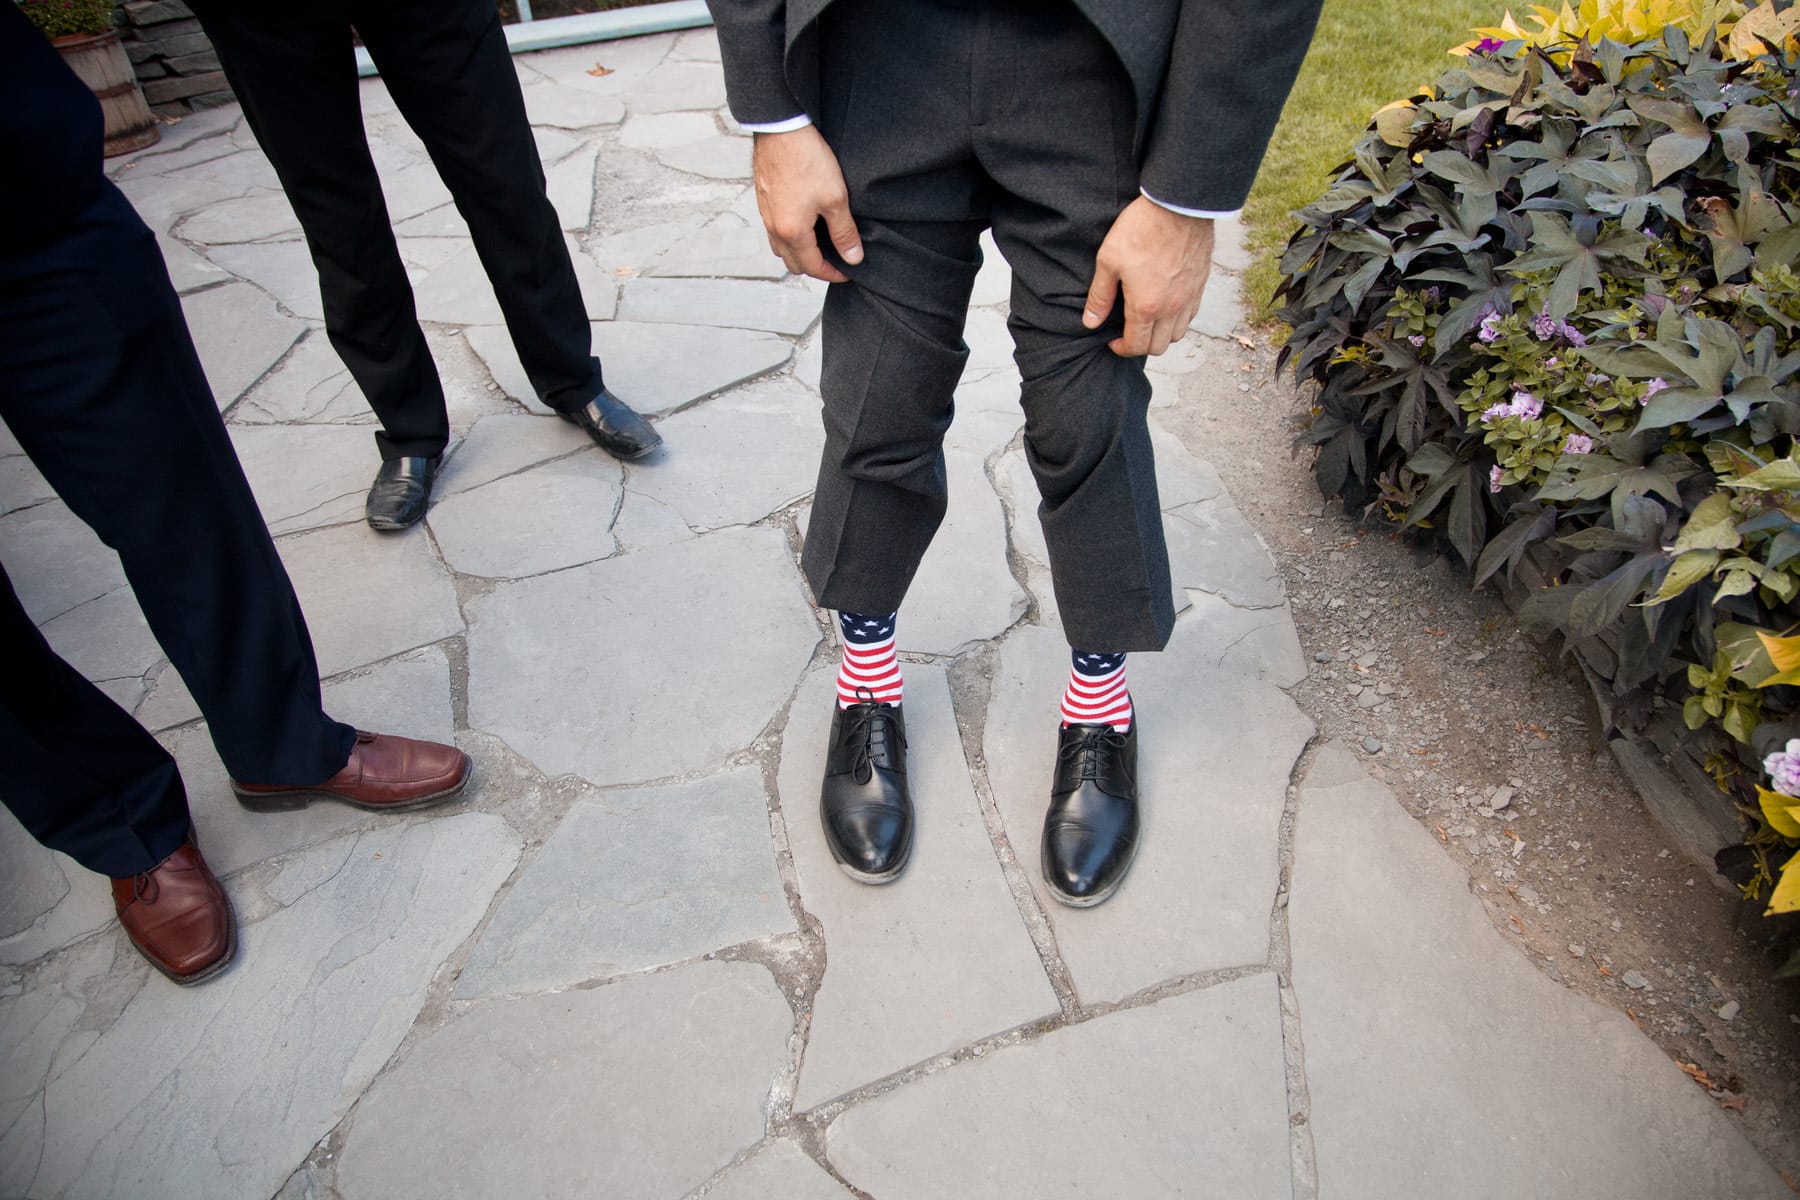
top-left (1272, 734), bottom-right (1324, 1200)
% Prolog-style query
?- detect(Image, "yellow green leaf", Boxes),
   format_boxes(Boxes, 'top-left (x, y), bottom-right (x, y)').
top-left (1373, 101), bottom-right (1418, 148)
top-left (1652, 550), bottom-right (1721, 604)
top-left (1766, 849), bottom-right (1800, 915)
top-left (1671, 493), bottom-right (1742, 553)
top-left (1757, 631), bottom-right (1800, 673)
top-left (1758, 787), bottom-right (1800, 838)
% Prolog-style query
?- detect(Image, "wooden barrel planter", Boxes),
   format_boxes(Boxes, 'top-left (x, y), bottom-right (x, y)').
top-left (54, 28), bottom-right (159, 158)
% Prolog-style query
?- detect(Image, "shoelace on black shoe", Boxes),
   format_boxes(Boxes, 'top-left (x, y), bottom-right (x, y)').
top-left (843, 687), bottom-right (905, 784)
top-left (1059, 725), bottom-right (1131, 786)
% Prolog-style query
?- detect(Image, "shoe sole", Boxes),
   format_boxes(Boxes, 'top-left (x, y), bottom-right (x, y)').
top-left (365, 511), bottom-right (426, 532)
top-left (828, 838), bottom-right (912, 885)
top-left (1043, 836), bottom-right (1140, 909)
top-left (232, 755), bottom-right (473, 814)
top-left (136, 893), bottom-right (239, 987)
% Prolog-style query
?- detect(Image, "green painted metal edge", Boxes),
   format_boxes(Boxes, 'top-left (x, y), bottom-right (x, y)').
top-left (354, 1), bottom-right (713, 77)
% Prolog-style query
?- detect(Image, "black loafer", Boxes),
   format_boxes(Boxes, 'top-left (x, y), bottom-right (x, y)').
top-left (821, 700), bottom-right (913, 883)
top-left (1042, 720), bottom-right (1139, 908)
top-left (560, 387), bottom-right (662, 460)
top-left (365, 455), bottom-right (439, 531)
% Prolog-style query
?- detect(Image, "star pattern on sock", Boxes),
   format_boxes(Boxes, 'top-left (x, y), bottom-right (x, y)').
top-left (837, 610), bottom-right (902, 707)
top-left (1061, 649), bottom-right (1131, 732)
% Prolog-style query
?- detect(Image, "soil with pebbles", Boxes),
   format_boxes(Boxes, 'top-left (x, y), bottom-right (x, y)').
top-left (1161, 330), bottom-right (1800, 1182)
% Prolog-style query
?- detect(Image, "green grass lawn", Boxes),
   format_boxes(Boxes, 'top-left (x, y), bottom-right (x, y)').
top-left (1243, 0), bottom-right (1506, 325)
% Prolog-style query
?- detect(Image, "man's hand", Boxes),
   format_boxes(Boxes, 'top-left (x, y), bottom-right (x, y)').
top-left (751, 126), bottom-right (863, 283)
top-left (1082, 198), bottom-right (1215, 357)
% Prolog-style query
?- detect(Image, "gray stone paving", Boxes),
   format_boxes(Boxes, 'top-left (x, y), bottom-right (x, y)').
top-left (0, 25), bottom-right (1785, 1200)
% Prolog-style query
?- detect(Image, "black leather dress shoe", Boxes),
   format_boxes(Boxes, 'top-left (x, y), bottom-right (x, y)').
top-left (1042, 720), bottom-right (1139, 908)
top-left (560, 387), bottom-right (663, 460)
top-left (821, 700), bottom-right (912, 883)
top-left (365, 455), bottom-right (439, 531)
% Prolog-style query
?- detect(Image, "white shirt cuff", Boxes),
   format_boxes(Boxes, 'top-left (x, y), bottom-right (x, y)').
top-left (740, 114), bottom-right (814, 134)
top-left (1139, 188), bottom-right (1239, 220)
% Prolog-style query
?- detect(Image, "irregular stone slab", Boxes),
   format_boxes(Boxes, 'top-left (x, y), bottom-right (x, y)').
top-left (628, 377), bottom-right (821, 530)
top-left (531, 125), bottom-right (584, 167)
top-left (4, 814), bottom-right (520, 1200)
top-left (1190, 267), bottom-right (1243, 340)
top-left (435, 411), bottom-right (594, 495)
top-left (319, 642), bottom-right (456, 739)
top-left (466, 320), bottom-right (790, 415)
top-left (588, 213), bottom-right (707, 276)
top-left (620, 111), bottom-right (718, 151)
top-left (962, 307), bottom-right (1014, 373)
top-left (613, 489), bottom-right (695, 550)
top-left (182, 280), bottom-right (308, 408)
top-left (1165, 492), bottom-right (1285, 609)
top-left (780, 667), bottom-right (1057, 1109)
top-left (894, 447), bottom-right (1026, 655)
top-left (986, 623), bottom-right (1310, 1002)
top-left (828, 974), bottom-right (1292, 1198)
top-left (545, 143), bottom-right (600, 232)
top-left (0, 500), bottom-right (125, 624)
top-left (706, 1142), bottom-right (855, 1200)
top-left (134, 659), bottom-right (200, 732)
top-left (620, 277), bottom-right (823, 335)
top-left (412, 237), bottom-right (617, 326)
top-left (522, 81), bottom-right (626, 129)
top-left (370, 159), bottom-right (455, 224)
top-left (428, 455), bottom-right (621, 578)
top-left (1290, 743), bottom-right (1789, 1198)
top-left (176, 191), bottom-right (302, 245)
top-left (649, 210), bottom-right (786, 280)
top-left (0, 454), bottom-right (54, 517)
top-left (1178, 592), bottom-right (1308, 688)
top-left (339, 961), bottom-right (790, 1198)
top-left (1147, 420), bottom-right (1226, 509)
top-left (795, 329), bottom-right (822, 389)
top-left (274, 521), bottom-right (463, 678)
top-left (970, 229), bottom-right (1011, 307)
top-left (0, 808), bottom-right (114, 966)
top-left (37, 586), bottom-right (160, 692)
top-left (627, 58), bottom-right (730, 114)
top-left (395, 234), bottom-right (468, 278)
top-left (0, 935), bottom-right (145, 1159)
top-left (657, 135), bottom-right (753, 181)
top-left (165, 145), bottom-right (281, 192)
top-left (467, 526), bottom-right (816, 784)
top-left (156, 231), bottom-right (231, 294)
top-left (228, 424), bottom-right (375, 535)
top-left (115, 172), bottom-right (249, 235)
top-left (516, 32), bottom-right (674, 93)
top-left (391, 202), bottom-right (470, 239)
top-left (230, 331), bottom-right (373, 426)
top-left (207, 240), bottom-right (325, 321)
top-left (457, 766), bottom-right (792, 997)
top-left (672, 26), bottom-right (722, 61)
top-left (1213, 213), bottom-right (1251, 272)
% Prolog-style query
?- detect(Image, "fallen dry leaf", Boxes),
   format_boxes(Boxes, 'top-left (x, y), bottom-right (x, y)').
top-left (1597, 964), bottom-right (1612, 976)
top-left (1234, 335), bottom-right (1255, 349)
top-left (1423, 626), bottom-right (1447, 636)
top-left (1503, 828), bottom-right (1521, 841)
top-left (1507, 914), bottom-right (1526, 934)
top-left (587, 63), bottom-right (614, 76)
top-left (1718, 1095), bottom-right (1748, 1112)
top-left (1625, 1008), bottom-right (1643, 1029)
top-left (1434, 825), bottom-right (1448, 843)
top-left (1678, 1061), bottom-right (1716, 1089)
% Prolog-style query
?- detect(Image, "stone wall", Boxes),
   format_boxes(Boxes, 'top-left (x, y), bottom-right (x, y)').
top-left (113, 0), bottom-right (234, 116)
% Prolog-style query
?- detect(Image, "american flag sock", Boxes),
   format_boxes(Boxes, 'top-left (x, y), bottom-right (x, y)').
top-left (837, 611), bottom-right (902, 708)
top-left (1061, 650), bottom-right (1131, 732)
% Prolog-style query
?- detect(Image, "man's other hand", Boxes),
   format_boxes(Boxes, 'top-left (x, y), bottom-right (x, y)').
top-left (1082, 198), bottom-right (1215, 357)
top-left (751, 126), bottom-right (863, 283)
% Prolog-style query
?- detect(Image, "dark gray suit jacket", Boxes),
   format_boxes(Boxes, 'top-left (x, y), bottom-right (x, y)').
top-left (705, 0), bottom-right (1322, 212)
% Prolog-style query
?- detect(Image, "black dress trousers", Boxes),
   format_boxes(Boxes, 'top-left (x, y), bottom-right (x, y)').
top-left (0, 183), bottom-right (355, 879)
top-left (802, 0), bottom-right (1175, 651)
top-left (191, 0), bottom-right (605, 461)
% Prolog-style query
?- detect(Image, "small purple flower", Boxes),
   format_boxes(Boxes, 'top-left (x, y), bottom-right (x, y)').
top-left (1509, 391), bottom-right (1543, 420)
top-left (1545, 356), bottom-right (1560, 368)
top-left (1765, 738), bottom-right (1800, 796)
top-left (1562, 433), bottom-right (1594, 454)
top-left (1489, 465), bottom-right (1505, 493)
top-left (1559, 322), bottom-right (1587, 347)
top-left (1478, 308), bottom-right (1504, 343)
top-left (1645, 377), bottom-right (1671, 397)
top-left (1475, 36), bottom-right (1505, 54)
top-left (1408, 333), bottom-right (1426, 347)
top-left (1585, 372), bottom-right (1610, 388)
top-left (1481, 401), bottom-right (1511, 422)
top-left (1422, 286), bottom-right (1442, 304)
top-left (1532, 307), bottom-right (1559, 341)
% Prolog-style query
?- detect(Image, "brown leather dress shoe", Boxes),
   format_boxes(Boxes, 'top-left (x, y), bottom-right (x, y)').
top-left (231, 730), bottom-right (472, 813)
top-left (111, 838), bottom-right (235, 986)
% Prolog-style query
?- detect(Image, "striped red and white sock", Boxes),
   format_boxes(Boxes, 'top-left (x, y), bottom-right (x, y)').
top-left (837, 611), bottom-right (902, 708)
top-left (1061, 651), bottom-right (1131, 732)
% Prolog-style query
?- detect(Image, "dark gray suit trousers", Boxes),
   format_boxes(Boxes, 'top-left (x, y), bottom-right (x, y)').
top-left (801, 0), bottom-right (1174, 651)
